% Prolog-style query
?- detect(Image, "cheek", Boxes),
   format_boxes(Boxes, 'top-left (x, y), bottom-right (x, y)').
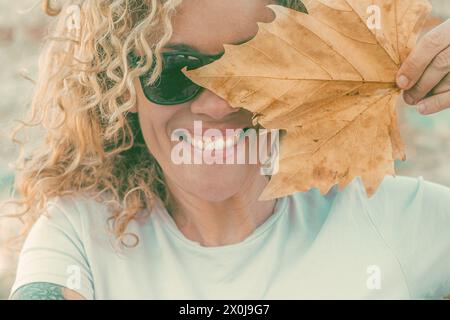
top-left (134, 82), bottom-right (183, 160)
top-left (137, 104), bottom-right (172, 156)
top-left (134, 79), bottom-right (165, 140)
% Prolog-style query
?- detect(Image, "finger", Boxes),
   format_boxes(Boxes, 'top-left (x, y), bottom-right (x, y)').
top-left (430, 73), bottom-right (450, 95)
top-left (403, 46), bottom-right (450, 104)
top-left (416, 91), bottom-right (450, 115)
top-left (397, 19), bottom-right (450, 90)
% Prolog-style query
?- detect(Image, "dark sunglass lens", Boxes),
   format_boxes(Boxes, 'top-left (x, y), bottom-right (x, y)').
top-left (141, 54), bottom-right (204, 105)
top-left (141, 67), bottom-right (201, 105)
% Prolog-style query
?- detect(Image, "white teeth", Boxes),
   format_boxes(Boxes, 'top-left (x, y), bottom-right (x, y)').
top-left (176, 128), bottom-right (249, 151)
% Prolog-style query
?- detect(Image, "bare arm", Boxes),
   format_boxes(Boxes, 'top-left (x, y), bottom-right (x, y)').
top-left (10, 282), bottom-right (86, 300)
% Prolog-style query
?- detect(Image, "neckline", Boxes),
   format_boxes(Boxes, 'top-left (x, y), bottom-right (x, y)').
top-left (153, 195), bottom-right (289, 252)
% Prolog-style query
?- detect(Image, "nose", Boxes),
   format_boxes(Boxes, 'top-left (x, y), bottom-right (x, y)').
top-left (190, 89), bottom-right (240, 120)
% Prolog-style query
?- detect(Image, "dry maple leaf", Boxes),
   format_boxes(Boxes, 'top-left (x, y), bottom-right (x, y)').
top-left (184, 0), bottom-right (432, 200)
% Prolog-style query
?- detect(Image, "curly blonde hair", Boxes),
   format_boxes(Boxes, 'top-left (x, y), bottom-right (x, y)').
top-left (3, 0), bottom-right (307, 249)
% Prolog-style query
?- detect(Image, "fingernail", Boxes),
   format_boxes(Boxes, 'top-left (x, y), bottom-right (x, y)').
top-left (403, 93), bottom-right (415, 105)
top-left (417, 103), bottom-right (427, 114)
top-left (397, 75), bottom-right (410, 89)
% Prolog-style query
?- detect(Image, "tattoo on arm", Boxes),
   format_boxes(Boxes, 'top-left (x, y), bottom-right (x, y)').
top-left (11, 282), bottom-right (66, 300)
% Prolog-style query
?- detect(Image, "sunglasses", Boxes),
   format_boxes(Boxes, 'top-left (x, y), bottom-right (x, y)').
top-left (128, 50), bottom-right (224, 106)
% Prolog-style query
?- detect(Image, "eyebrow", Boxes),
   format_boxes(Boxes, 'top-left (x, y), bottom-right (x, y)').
top-left (164, 36), bottom-right (255, 55)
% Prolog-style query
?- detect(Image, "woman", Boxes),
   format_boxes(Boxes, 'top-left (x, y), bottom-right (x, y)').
top-left (6, 0), bottom-right (450, 299)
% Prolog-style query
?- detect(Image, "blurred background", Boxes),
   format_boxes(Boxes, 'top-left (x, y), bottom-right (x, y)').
top-left (0, 0), bottom-right (449, 299)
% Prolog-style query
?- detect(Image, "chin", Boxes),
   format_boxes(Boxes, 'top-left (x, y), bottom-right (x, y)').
top-left (193, 191), bottom-right (235, 202)
top-left (182, 165), bottom-right (255, 202)
top-left (191, 185), bottom-right (242, 202)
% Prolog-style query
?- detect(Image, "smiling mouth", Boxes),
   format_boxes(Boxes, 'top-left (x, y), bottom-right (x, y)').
top-left (174, 127), bottom-right (251, 152)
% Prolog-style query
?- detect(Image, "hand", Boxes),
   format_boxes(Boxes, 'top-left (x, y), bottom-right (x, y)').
top-left (396, 19), bottom-right (450, 115)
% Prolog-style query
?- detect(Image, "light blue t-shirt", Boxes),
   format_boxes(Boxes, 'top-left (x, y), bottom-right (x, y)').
top-left (10, 175), bottom-right (450, 299)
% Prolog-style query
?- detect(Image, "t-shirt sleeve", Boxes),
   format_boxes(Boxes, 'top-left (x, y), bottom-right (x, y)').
top-left (367, 175), bottom-right (450, 299)
top-left (9, 198), bottom-right (94, 300)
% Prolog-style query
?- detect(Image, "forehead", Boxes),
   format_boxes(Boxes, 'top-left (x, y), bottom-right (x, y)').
top-left (168, 0), bottom-right (276, 55)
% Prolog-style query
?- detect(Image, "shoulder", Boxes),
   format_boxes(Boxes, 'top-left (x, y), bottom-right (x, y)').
top-left (46, 192), bottom-right (113, 219)
top-left (365, 175), bottom-right (450, 225)
top-left (40, 192), bottom-right (115, 232)
top-left (22, 192), bottom-right (116, 255)
top-left (355, 174), bottom-right (450, 246)
top-left (282, 175), bottom-right (438, 230)
top-left (371, 174), bottom-right (450, 200)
